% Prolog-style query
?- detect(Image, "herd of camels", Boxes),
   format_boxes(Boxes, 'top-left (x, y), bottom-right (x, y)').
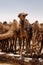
top-left (0, 13), bottom-right (43, 56)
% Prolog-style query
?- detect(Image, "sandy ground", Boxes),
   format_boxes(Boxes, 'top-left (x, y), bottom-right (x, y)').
top-left (0, 51), bottom-right (43, 65)
top-left (0, 43), bottom-right (43, 65)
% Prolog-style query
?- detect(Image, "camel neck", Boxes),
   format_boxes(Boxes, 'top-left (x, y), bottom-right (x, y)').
top-left (20, 20), bottom-right (25, 29)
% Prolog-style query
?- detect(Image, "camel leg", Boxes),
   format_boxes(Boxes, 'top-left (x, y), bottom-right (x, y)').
top-left (14, 38), bottom-right (17, 54)
top-left (5, 39), bottom-right (9, 53)
top-left (3, 39), bottom-right (8, 52)
top-left (39, 40), bottom-right (43, 54)
top-left (1, 40), bottom-right (3, 52)
top-left (10, 38), bottom-right (13, 52)
top-left (19, 37), bottom-right (22, 54)
top-left (23, 37), bottom-right (25, 50)
top-left (8, 39), bottom-right (11, 52)
top-left (25, 38), bottom-right (29, 53)
top-left (26, 38), bottom-right (29, 48)
top-left (2, 40), bottom-right (5, 52)
top-left (11, 37), bottom-right (17, 53)
top-left (10, 37), bottom-right (15, 53)
top-left (28, 37), bottom-right (30, 48)
top-left (19, 38), bottom-right (21, 49)
top-left (12, 37), bottom-right (14, 52)
top-left (0, 40), bottom-right (2, 50)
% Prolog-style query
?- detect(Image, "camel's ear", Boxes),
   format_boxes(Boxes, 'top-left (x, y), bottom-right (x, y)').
top-left (25, 13), bottom-right (28, 16)
top-left (18, 14), bottom-right (21, 18)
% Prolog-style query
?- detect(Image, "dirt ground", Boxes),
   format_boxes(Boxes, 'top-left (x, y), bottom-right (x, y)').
top-left (0, 52), bottom-right (43, 65)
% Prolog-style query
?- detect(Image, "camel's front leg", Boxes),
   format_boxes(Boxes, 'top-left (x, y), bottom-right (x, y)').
top-left (19, 37), bottom-right (22, 54)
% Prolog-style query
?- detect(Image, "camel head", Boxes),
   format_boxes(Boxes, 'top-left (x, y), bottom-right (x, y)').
top-left (18, 13), bottom-right (28, 21)
top-left (3, 21), bottom-right (7, 25)
top-left (32, 20), bottom-right (41, 30)
top-left (3, 21), bottom-right (10, 31)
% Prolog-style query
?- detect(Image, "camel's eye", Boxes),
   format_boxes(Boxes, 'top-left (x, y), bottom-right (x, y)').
top-left (23, 15), bottom-right (24, 17)
top-left (23, 15), bottom-right (25, 18)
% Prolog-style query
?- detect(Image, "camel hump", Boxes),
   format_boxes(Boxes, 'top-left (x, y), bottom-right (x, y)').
top-left (10, 19), bottom-right (19, 31)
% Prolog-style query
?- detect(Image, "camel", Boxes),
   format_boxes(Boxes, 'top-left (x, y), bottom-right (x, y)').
top-left (5, 19), bottom-right (19, 53)
top-left (32, 21), bottom-right (41, 55)
top-left (0, 21), bottom-right (11, 52)
top-left (9, 19), bottom-right (19, 53)
top-left (39, 24), bottom-right (43, 54)
top-left (18, 13), bottom-right (28, 53)
top-left (33, 23), bottom-right (43, 54)
top-left (0, 22), bottom-right (9, 50)
top-left (32, 21), bottom-right (40, 43)
top-left (0, 20), bottom-right (19, 53)
top-left (0, 23), bottom-right (14, 52)
top-left (18, 13), bottom-right (32, 54)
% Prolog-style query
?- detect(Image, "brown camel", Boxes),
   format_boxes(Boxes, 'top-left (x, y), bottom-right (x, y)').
top-left (18, 13), bottom-right (32, 54)
top-left (39, 24), bottom-right (43, 54)
top-left (32, 20), bottom-right (41, 55)
top-left (0, 22), bottom-right (9, 50)
top-left (4, 19), bottom-right (19, 53)
top-left (0, 20), bottom-right (19, 53)
top-left (0, 21), bottom-right (11, 52)
top-left (9, 19), bottom-right (19, 53)
top-left (0, 25), bottom-right (14, 52)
